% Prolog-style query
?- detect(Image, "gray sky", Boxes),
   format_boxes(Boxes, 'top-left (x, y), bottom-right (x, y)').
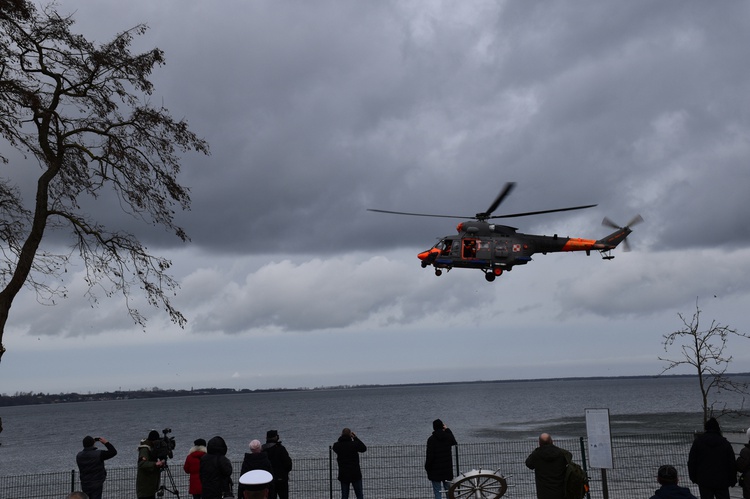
top-left (2, 0), bottom-right (750, 394)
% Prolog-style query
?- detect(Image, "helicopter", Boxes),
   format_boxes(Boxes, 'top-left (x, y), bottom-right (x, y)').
top-left (368, 182), bottom-right (643, 282)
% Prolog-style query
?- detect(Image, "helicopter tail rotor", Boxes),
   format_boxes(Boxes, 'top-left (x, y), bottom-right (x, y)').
top-left (599, 214), bottom-right (643, 252)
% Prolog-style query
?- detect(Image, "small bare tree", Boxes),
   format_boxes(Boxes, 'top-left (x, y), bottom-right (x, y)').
top-left (660, 299), bottom-right (749, 424)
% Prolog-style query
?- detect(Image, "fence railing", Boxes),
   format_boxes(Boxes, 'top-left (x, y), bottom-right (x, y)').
top-left (0, 433), bottom-right (701, 499)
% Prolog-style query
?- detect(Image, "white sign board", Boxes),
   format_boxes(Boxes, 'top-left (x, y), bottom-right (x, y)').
top-left (585, 408), bottom-right (613, 469)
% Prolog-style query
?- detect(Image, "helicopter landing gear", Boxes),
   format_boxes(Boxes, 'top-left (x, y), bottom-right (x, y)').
top-left (435, 269), bottom-right (443, 276)
top-left (484, 267), bottom-right (503, 282)
top-left (448, 468), bottom-right (509, 499)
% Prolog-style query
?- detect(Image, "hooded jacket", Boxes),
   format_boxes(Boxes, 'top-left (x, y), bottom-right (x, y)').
top-left (200, 436), bottom-right (233, 499)
top-left (688, 427), bottom-right (737, 490)
top-left (136, 439), bottom-right (161, 498)
top-left (525, 443), bottom-right (571, 499)
top-left (183, 443), bottom-right (207, 496)
top-left (425, 428), bottom-right (458, 482)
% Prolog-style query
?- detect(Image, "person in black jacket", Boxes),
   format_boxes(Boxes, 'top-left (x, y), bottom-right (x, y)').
top-left (200, 436), bottom-right (233, 499)
top-left (649, 465), bottom-right (698, 499)
top-left (736, 429), bottom-right (750, 499)
top-left (425, 419), bottom-right (457, 499)
top-left (262, 430), bottom-right (292, 499)
top-left (525, 433), bottom-right (571, 499)
top-left (687, 417), bottom-right (736, 499)
top-left (75, 435), bottom-right (117, 499)
top-left (238, 439), bottom-right (274, 499)
top-left (332, 428), bottom-right (367, 499)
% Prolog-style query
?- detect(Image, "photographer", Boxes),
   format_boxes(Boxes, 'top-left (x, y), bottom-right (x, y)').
top-left (136, 430), bottom-right (166, 499)
top-left (76, 435), bottom-right (117, 499)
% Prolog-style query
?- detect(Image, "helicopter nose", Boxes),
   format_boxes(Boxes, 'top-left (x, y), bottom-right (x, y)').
top-left (418, 248), bottom-right (440, 262)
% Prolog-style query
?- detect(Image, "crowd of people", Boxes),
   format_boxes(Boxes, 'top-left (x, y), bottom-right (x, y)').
top-left (68, 416), bottom-right (750, 499)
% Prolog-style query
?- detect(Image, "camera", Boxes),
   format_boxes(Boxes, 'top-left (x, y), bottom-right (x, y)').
top-left (94, 437), bottom-right (101, 442)
top-left (152, 428), bottom-right (176, 461)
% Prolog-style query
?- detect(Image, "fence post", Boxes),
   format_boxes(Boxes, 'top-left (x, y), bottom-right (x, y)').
top-left (579, 437), bottom-right (592, 499)
top-left (454, 443), bottom-right (460, 476)
top-left (329, 445), bottom-right (333, 499)
top-left (70, 469), bottom-right (76, 493)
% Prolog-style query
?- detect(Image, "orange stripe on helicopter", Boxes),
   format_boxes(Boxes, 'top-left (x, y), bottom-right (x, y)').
top-left (561, 238), bottom-right (597, 252)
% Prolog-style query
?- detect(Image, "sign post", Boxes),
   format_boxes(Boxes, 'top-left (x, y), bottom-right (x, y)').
top-left (585, 408), bottom-right (613, 499)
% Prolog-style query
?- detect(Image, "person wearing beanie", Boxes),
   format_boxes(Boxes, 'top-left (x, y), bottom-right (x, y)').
top-left (75, 435), bottom-right (117, 499)
top-left (332, 428), bottom-right (367, 499)
top-left (687, 417), bottom-right (736, 499)
top-left (183, 438), bottom-right (208, 499)
top-left (425, 419), bottom-right (458, 499)
top-left (736, 429), bottom-right (750, 499)
top-left (649, 465), bottom-right (697, 499)
top-left (262, 430), bottom-right (293, 499)
top-left (137, 430), bottom-right (166, 499)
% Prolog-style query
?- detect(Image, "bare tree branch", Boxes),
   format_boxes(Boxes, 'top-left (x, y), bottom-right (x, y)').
top-left (659, 298), bottom-right (749, 423)
top-left (0, 1), bottom-right (209, 361)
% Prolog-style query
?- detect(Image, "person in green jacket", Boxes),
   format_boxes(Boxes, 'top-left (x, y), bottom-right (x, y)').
top-left (136, 430), bottom-right (166, 499)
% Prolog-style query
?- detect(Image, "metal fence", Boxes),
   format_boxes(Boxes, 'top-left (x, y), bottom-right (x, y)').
top-left (0, 433), bottom-right (703, 499)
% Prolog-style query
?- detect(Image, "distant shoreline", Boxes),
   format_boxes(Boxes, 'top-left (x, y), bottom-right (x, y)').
top-left (2, 372), bottom-right (748, 408)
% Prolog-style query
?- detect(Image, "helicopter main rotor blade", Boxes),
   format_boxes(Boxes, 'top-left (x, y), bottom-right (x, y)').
top-left (366, 208), bottom-right (472, 219)
top-left (489, 204), bottom-right (598, 220)
top-left (480, 182), bottom-right (516, 218)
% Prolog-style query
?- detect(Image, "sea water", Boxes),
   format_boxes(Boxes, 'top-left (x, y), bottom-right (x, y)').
top-left (0, 376), bottom-right (746, 476)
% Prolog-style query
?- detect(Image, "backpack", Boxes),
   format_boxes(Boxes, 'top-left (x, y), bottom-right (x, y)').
top-left (564, 455), bottom-right (589, 499)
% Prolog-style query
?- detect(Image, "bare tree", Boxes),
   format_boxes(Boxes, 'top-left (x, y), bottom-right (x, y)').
top-left (660, 299), bottom-right (749, 424)
top-left (0, 2), bottom-right (209, 361)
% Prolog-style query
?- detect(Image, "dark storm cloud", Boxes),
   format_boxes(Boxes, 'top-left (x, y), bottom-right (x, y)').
top-left (20, 1), bottom-right (750, 258)
top-left (5, 1), bottom-right (750, 394)
top-left (168, 1), bottom-right (749, 255)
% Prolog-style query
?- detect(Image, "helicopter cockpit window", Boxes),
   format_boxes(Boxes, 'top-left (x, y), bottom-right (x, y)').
top-left (438, 239), bottom-right (454, 255)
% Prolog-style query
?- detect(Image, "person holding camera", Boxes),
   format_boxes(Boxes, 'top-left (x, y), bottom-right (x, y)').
top-left (137, 430), bottom-right (166, 499)
top-left (332, 428), bottom-right (367, 499)
top-left (75, 435), bottom-right (117, 499)
top-left (425, 419), bottom-right (457, 499)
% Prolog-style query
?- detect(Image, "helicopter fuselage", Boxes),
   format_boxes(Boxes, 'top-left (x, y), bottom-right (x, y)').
top-left (417, 221), bottom-right (631, 282)
top-left (368, 182), bottom-right (640, 282)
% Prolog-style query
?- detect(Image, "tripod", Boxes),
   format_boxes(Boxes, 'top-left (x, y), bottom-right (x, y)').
top-left (157, 461), bottom-right (181, 498)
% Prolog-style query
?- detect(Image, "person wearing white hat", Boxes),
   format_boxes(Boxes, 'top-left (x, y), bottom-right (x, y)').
top-left (239, 469), bottom-right (273, 499)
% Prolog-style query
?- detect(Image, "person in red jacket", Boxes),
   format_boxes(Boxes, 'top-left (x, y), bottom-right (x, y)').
top-left (183, 438), bottom-right (207, 499)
